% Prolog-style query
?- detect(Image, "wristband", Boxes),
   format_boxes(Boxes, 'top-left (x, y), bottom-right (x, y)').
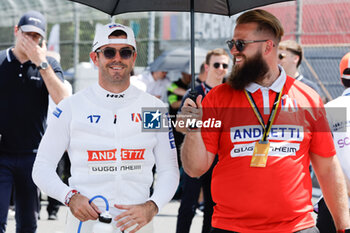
top-left (64, 189), bottom-right (79, 207)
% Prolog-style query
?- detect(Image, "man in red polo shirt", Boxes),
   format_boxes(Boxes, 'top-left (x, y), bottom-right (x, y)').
top-left (180, 9), bottom-right (350, 233)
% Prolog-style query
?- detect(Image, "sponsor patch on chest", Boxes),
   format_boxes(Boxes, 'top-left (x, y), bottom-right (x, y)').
top-left (88, 163), bottom-right (143, 175)
top-left (230, 125), bottom-right (304, 143)
top-left (87, 148), bottom-right (145, 175)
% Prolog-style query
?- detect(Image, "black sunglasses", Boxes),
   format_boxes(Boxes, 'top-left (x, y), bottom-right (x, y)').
top-left (226, 39), bottom-right (268, 52)
top-left (213, 62), bottom-right (228, 69)
top-left (95, 47), bottom-right (134, 59)
top-left (278, 53), bottom-right (287, 60)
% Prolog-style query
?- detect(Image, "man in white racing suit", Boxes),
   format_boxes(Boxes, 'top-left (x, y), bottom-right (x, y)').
top-left (316, 52), bottom-right (350, 232)
top-left (32, 23), bottom-right (179, 233)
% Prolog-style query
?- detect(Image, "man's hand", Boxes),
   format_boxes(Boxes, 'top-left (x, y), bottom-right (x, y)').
top-left (69, 193), bottom-right (101, 222)
top-left (181, 94), bottom-right (203, 119)
top-left (114, 200), bottom-right (158, 233)
top-left (176, 95), bottom-right (203, 133)
top-left (20, 34), bottom-right (47, 67)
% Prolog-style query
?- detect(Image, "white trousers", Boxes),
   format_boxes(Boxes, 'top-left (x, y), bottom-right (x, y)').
top-left (65, 210), bottom-right (154, 233)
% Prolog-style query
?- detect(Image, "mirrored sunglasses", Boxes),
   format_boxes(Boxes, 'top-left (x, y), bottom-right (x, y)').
top-left (96, 47), bottom-right (134, 59)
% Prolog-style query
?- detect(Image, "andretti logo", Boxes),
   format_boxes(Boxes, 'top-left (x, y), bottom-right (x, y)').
top-left (230, 125), bottom-right (304, 143)
top-left (87, 149), bottom-right (117, 161)
top-left (87, 148), bottom-right (145, 161)
top-left (87, 148), bottom-right (144, 175)
top-left (120, 149), bottom-right (145, 160)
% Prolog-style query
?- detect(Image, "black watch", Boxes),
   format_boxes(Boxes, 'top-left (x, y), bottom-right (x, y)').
top-left (38, 61), bottom-right (49, 70)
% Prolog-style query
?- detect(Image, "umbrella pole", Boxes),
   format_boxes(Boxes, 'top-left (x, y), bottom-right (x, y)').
top-left (187, 0), bottom-right (200, 103)
top-left (188, 0), bottom-right (199, 103)
top-left (190, 0), bottom-right (195, 91)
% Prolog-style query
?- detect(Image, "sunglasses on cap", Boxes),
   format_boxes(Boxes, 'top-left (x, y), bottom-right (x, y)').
top-left (95, 47), bottom-right (134, 59)
top-left (213, 62), bottom-right (228, 69)
top-left (278, 53), bottom-right (287, 60)
top-left (226, 39), bottom-right (268, 52)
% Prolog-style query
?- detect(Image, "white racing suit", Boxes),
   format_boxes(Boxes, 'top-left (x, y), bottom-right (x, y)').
top-left (325, 88), bottom-right (350, 207)
top-left (33, 83), bottom-right (179, 233)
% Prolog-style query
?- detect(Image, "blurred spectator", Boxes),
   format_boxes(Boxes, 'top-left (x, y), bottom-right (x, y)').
top-left (131, 70), bottom-right (170, 102)
top-left (167, 72), bottom-right (191, 199)
top-left (168, 72), bottom-right (191, 116)
top-left (316, 52), bottom-right (350, 233)
top-left (0, 11), bottom-right (68, 233)
top-left (195, 62), bottom-right (208, 86)
top-left (176, 48), bottom-right (229, 233)
top-left (278, 40), bottom-right (323, 99)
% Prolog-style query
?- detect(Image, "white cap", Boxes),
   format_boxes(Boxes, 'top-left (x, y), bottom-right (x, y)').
top-left (92, 23), bottom-right (136, 52)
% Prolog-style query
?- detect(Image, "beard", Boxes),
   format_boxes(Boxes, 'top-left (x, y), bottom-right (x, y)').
top-left (228, 51), bottom-right (269, 90)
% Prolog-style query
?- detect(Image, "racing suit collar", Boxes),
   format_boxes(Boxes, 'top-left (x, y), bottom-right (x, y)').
top-left (93, 83), bottom-right (139, 108)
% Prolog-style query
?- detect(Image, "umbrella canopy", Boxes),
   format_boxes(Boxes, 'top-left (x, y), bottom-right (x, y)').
top-left (69, 0), bottom-right (294, 90)
top-left (68, 0), bottom-right (293, 16)
top-left (149, 47), bottom-right (208, 74)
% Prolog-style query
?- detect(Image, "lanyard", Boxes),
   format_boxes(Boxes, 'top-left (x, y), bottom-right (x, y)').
top-left (244, 87), bottom-right (283, 142)
top-left (201, 82), bottom-right (210, 95)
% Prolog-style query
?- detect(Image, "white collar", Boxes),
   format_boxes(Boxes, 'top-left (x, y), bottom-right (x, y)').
top-left (6, 48), bottom-right (12, 62)
top-left (296, 74), bottom-right (303, 81)
top-left (92, 82), bottom-right (140, 109)
top-left (94, 82), bottom-right (134, 98)
top-left (245, 65), bottom-right (286, 93)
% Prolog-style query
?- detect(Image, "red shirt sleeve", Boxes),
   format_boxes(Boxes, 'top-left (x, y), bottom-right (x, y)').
top-left (201, 88), bottom-right (222, 155)
top-left (309, 98), bottom-right (336, 157)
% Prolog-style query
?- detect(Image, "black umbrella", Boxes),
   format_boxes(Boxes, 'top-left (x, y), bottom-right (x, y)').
top-left (68, 0), bottom-right (294, 92)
